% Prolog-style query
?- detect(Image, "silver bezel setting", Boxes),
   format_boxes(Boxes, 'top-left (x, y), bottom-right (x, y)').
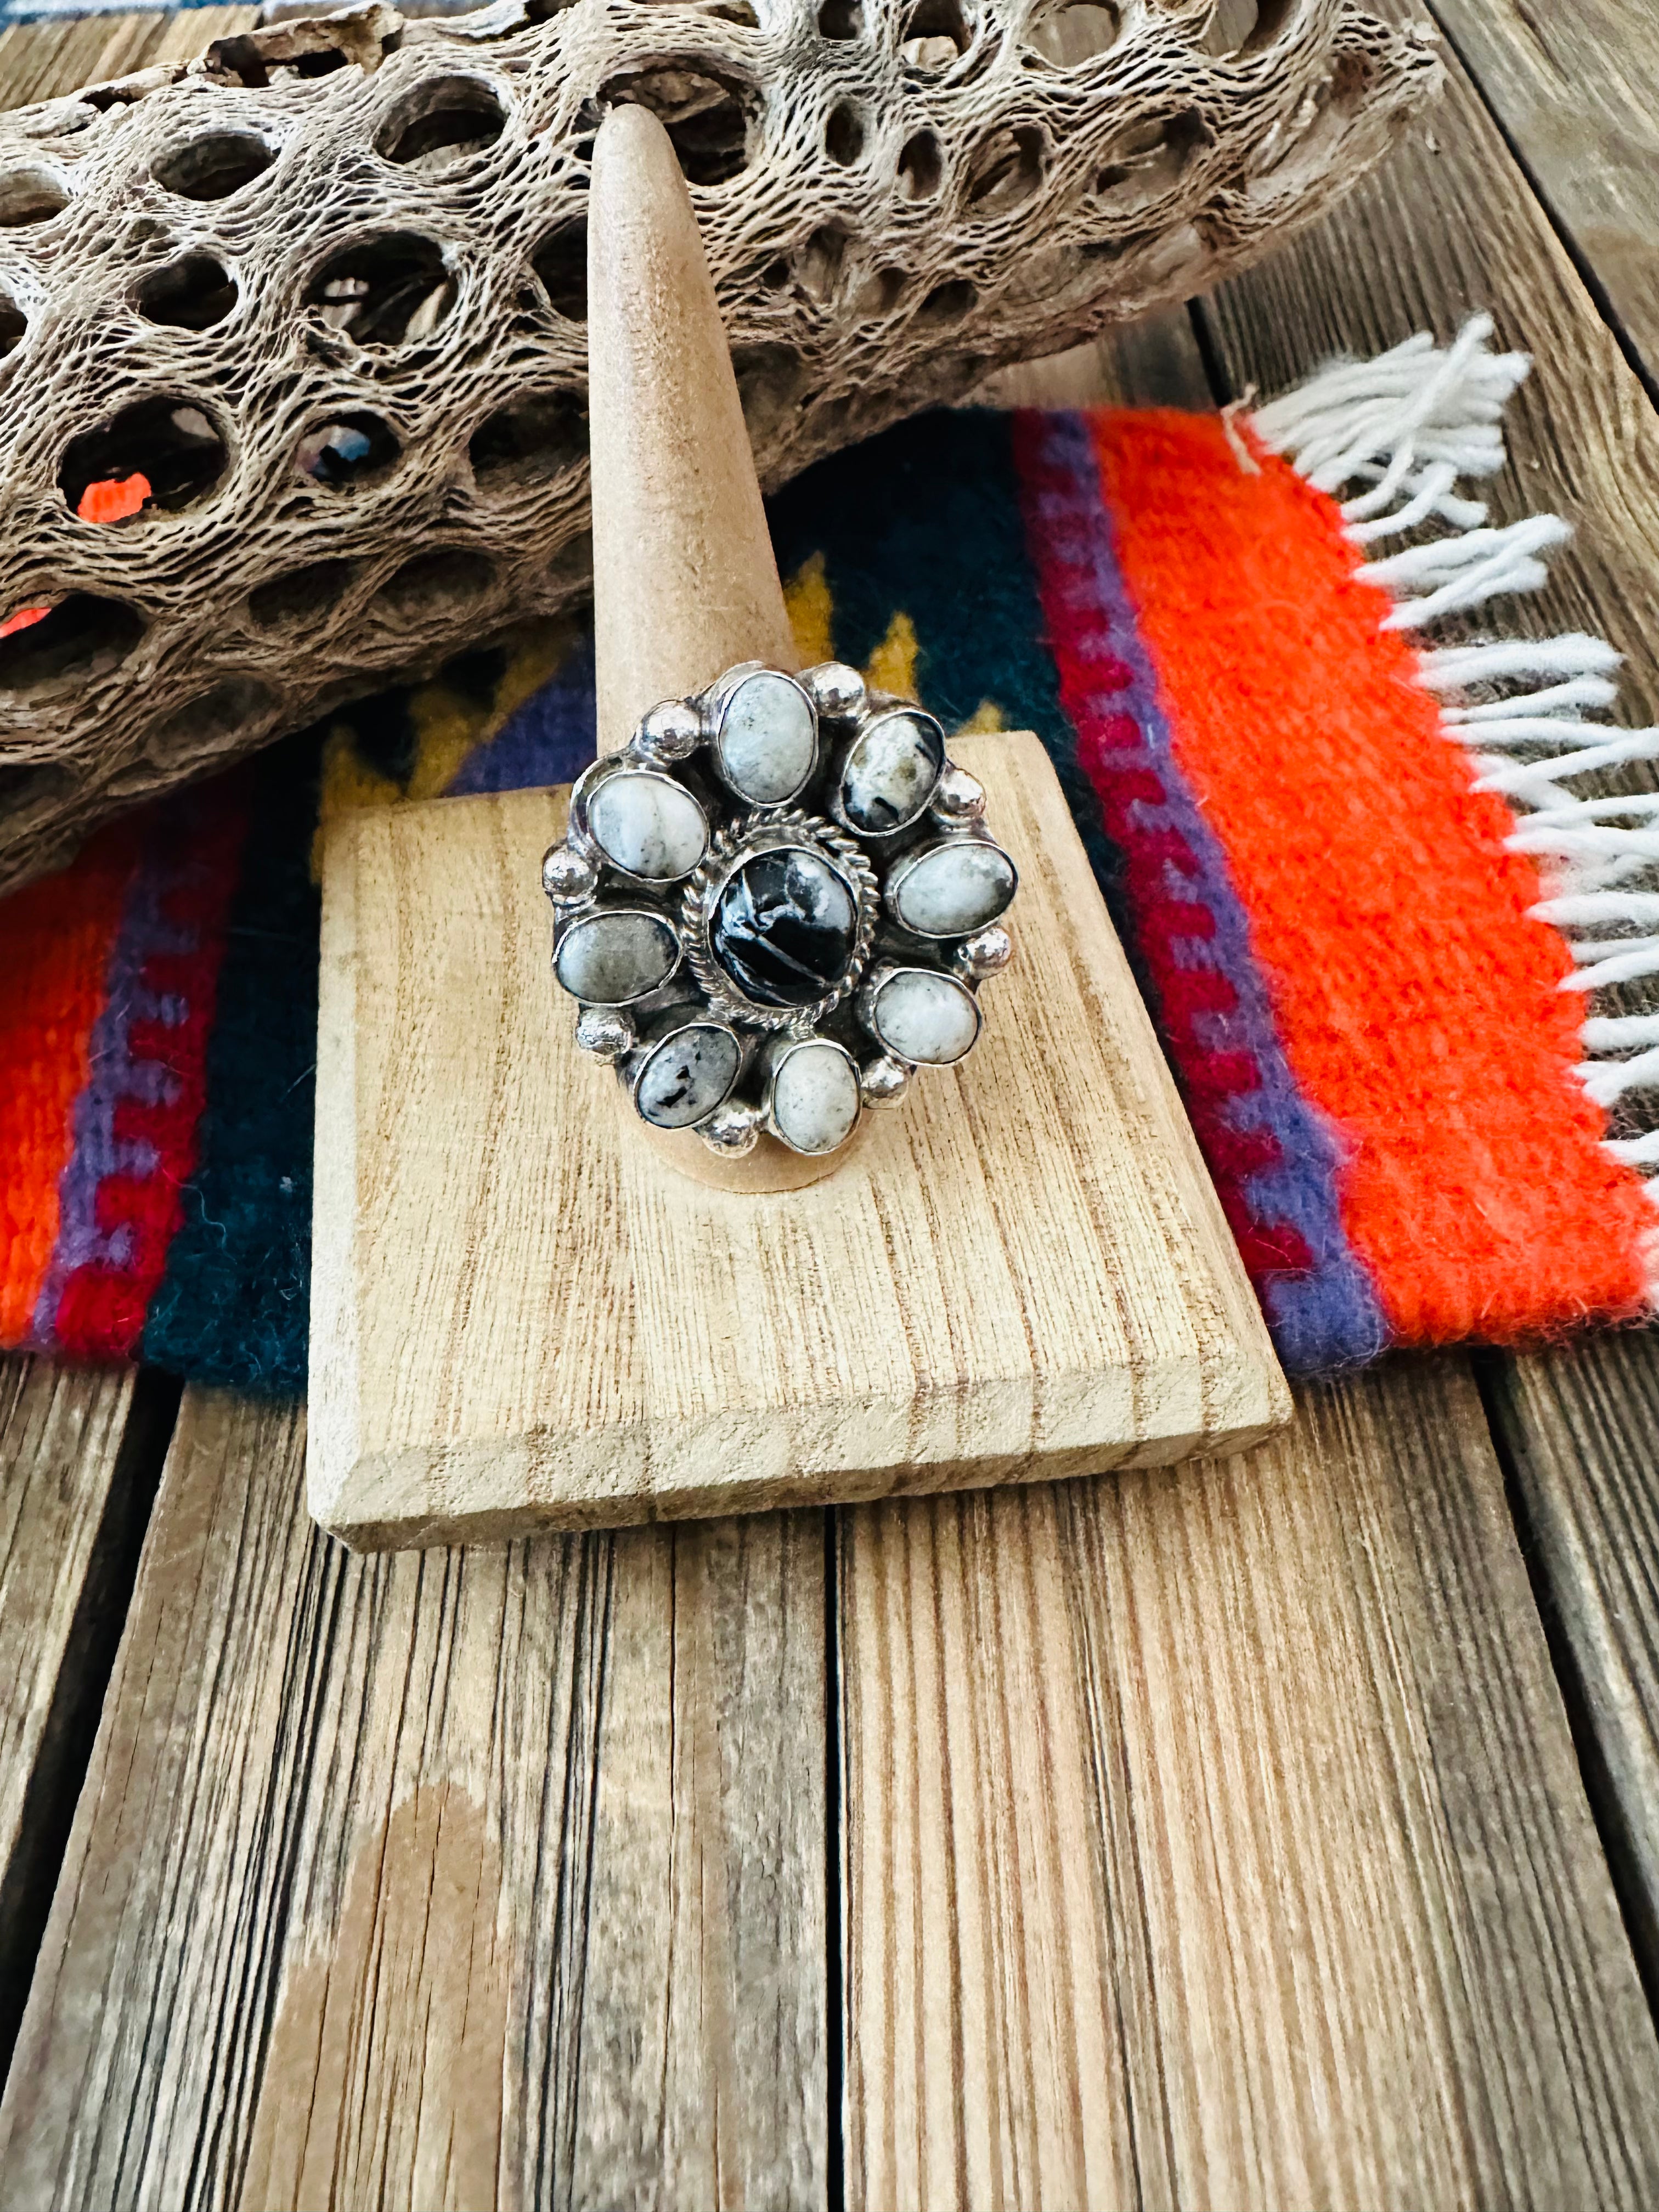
top-left (681, 810), bottom-right (879, 1035)
top-left (544, 661), bottom-right (1017, 1157)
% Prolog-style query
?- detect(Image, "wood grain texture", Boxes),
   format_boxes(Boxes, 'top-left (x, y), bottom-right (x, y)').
top-left (0, 1358), bottom-right (171, 2075)
top-left (0, 1388), bottom-right (827, 2210)
top-left (0, 7), bottom-right (259, 108)
top-left (589, 104), bottom-right (799, 755)
top-left (974, 304), bottom-right (1218, 413)
top-left (1484, 1333), bottom-right (1659, 1980)
top-left (310, 733), bottom-right (1286, 1547)
top-left (1426, 0), bottom-right (1659, 390)
top-left (840, 1358), bottom-right (1659, 2210)
top-left (1199, 0), bottom-right (1659, 737)
top-left (1203, 0), bottom-right (1659, 2043)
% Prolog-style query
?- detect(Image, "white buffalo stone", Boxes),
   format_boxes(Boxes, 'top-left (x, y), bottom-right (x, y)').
top-left (869, 967), bottom-right (981, 1065)
top-left (769, 1037), bottom-right (861, 1155)
top-left (715, 671), bottom-right (817, 806)
top-left (555, 908), bottom-right (679, 1004)
top-left (635, 1022), bottom-right (741, 1127)
top-left (839, 709), bottom-right (944, 836)
top-left (589, 769), bottom-right (708, 881)
top-left (889, 839), bottom-right (1017, 938)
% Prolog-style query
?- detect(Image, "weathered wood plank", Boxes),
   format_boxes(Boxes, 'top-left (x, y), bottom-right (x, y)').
top-left (1199, 0), bottom-right (1659, 733)
top-left (0, 1359), bottom-right (172, 2079)
top-left (0, 7), bottom-right (259, 109)
top-left (1426, 0), bottom-right (1659, 392)
top-left (840, 1360), bottom-right (1659, 2210)
top-left (841, 106), bottom-right (1659, 2205)
top-left (1483, 1334), bottom-right (1659, 1980)
top-left (0, 1390), bottom-right (827, 2209)
top-left (0, 9), bottom-right (257, 2096)
top-left (1202, 0), bottom-right (1659, 2016)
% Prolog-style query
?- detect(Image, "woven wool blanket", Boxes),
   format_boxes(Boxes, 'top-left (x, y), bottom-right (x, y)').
top-left (3, 319), bottom-right (1655, 1393)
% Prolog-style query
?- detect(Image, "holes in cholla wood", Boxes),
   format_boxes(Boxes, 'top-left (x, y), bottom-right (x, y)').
top-left (1202, 0), bottom-right (1294, 55)
top-left (1024, 0), bottom-right (1120, 65)
top-left (900, 0), bottom-right (970, 70)
top-left (825, 101), bottom-right (864, 166)
top-left (153, 132), bottom-right (273, 201)
top-left (1094, 110), bottom-right (1209, 209)
top-left (296, 413), bottom-right (401, 488)
top-left (469, 391), bottom-right (588, 489)
top-left (794, 224), bottom-right (848, 303)
top-left (0, 763), bottom-right (72, 823)
top-left (732, 343), bottom-right (805, 438)
top-left (599, 64), bottom-right (755, 187)
top-left (372, 548), bottom-right (495, 624)
top-left (135, 253), bottom-right (238, 331)
top-left (965, 123), bottom-right (1045, 215)
top-left (0, 288), bottom-right (24, 356)
top-left (818, 0), bottom-right (863, 35)
top-left (532, 221), bottom-right (586, 321)
top-left (59, 399), bottom-right (225, 521)
top-left (375, 77), bottom-right (506, 176)
top-left (0, 169), bottom-right (67, 226)
top-left (896, 128), bottom-right (943, 200)
top-left (205, 27), bottom-right (362, 88)
top-left (304, 234), bottom-right (455, 348)
top-left (248, 558), bottom-right (358, 633)
top-left (917, 276), bottom-right (974, 324)
top-left (143, 677), bottom-right (275, 765)
top-left (850, 264), bottom-right (905, 315)
top-left (0, 596), bottom-right (146, 692)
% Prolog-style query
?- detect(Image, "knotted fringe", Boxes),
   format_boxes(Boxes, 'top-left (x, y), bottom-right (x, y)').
top-left (1254, 314), bottom-right (1659, 1200)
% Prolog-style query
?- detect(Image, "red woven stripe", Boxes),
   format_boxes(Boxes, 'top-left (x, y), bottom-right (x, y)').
top-left (1094, 407), bottom-right (1652, 1342)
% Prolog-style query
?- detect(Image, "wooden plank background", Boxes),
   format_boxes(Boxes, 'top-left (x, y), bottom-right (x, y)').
top-left (3, 2), bottom-right (1659, 2206)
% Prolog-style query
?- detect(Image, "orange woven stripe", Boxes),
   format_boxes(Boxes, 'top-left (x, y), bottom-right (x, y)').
top-left (1093, 408), bottom-right (1651, 1341)
top-left (0, 824), bottom-right (140, 1340)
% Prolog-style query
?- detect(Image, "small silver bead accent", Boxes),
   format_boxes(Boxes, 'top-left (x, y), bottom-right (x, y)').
top-left (699, 1099), bottom-right (762, 1155)
top-left (543, 842), bottom-right (598, 904)
top-left (954, 926), bottom-right (1013, 981)
top-left (931, 765), bottom-right (986, 825)
top-left (860, 1054), bottom-right (911, 1107)
top-left (574, 1006), bottom-right (636, 1061)
top-left (636, 698), bottom-right (702, 762)
top-left (803, 661), bottom-right (867, 721)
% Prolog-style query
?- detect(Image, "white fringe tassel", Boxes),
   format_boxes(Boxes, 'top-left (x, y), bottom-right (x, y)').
top-left (1255, 314), bottom-right (1659, 1218)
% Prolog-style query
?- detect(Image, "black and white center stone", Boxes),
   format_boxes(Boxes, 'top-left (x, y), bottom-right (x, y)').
top-left (711, 845), bottom-right (859, 1008)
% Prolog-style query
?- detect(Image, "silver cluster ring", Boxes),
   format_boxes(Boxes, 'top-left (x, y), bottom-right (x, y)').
top-left (544, 660), bottom-right (1018, 1159)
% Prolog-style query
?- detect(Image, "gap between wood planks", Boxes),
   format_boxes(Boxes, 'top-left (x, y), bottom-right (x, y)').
top-left (0, 1363), bottom-right (178, 2084)
top-left (1195, 0), bottom-right (1659, 2053)
top-left (4, 8), bottom-right (1659, 2210)
top-left (1423, 0), bottom-right (1659, 408)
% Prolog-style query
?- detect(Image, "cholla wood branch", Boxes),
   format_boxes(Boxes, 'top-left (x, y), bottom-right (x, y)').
top-left (0, 0), bottom-right (1436, 890)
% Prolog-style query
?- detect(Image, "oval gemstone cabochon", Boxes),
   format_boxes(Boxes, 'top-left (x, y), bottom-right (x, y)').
top-left (839, 709), bottom-right (944, 836)
top-left (871, 967), bottom-right (981, 1064)
top-left (635, 1022), bottom-right (741, 1127)
top-left (588, 769), bottom-right (708, 881)
top-left (888, 839), bottom-right (1016, 938)
top-left (714, 670), bottom-right (817, 806)
top-left (770, 1037), bottom-right (861, 1154)
top-left (555, 908), bottom-right (680, 1004)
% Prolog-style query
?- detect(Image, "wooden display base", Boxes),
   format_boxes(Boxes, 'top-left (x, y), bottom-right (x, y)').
top-left (308, 732), bottom-right (1289, 1549)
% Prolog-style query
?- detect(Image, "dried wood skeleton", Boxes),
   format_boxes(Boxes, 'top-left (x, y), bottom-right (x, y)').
top-left (0, 0), bottom-right (1437, 889)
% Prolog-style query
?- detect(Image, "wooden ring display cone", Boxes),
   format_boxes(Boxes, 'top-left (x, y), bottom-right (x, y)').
top-left (306, 111), bottom-right (1290, 1549)
top-left (585, 103), bottom-right (864, 1194)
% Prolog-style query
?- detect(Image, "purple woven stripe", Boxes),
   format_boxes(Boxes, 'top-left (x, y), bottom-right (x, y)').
top-left (1022, 410), bottom-right (1388, 1372)
top-left (29, 829), bottom-right (198, 1343)
top-left (446, 635), bottom-right (598, 796)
